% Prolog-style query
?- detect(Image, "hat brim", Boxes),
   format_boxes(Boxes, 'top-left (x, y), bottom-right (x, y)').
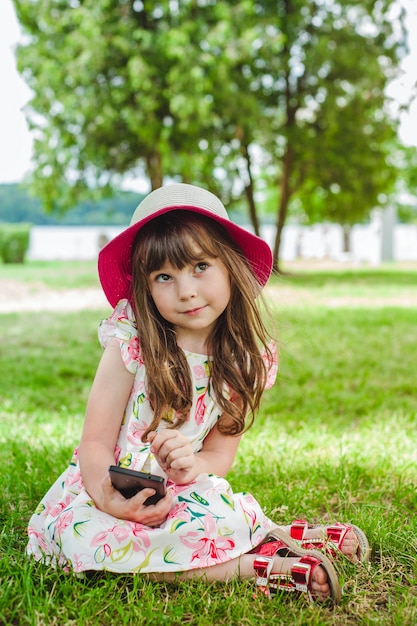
top-left (98, 205), bottom-right (273, 308)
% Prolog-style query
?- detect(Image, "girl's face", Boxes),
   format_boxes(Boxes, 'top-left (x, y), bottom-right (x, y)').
top-left (148, 247), bottom-right (231, 353)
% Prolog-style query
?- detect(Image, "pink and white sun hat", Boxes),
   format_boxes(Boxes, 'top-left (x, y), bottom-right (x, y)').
top-left (98, 183), bottom-right (273, 307)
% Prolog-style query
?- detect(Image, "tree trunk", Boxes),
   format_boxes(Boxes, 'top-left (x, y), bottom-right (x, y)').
top-left (147, 150), bottom-right (163, 190)
top-left (240, 142), bottom-right (260, 236)
top-left (342, 224), bottom-right (351, 253)
top-left (273, 143), bottom-right (294, 273)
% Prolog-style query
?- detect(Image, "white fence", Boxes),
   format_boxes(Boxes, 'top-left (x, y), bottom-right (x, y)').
top-left (27, 218), bottom-right (417, 264)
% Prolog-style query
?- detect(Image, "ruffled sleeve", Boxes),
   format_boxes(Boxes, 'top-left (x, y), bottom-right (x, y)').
top-left (98, 299), bottom-right (141, 374)
top-left (263, 341), bottom-right (278, 389)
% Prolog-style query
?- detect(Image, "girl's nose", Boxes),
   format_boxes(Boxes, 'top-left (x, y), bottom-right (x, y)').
top-left (177, 275), bottom-right (197, 301)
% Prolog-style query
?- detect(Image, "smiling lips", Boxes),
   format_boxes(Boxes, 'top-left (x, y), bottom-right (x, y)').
top-left (182, 305), bottom-right (207, 316)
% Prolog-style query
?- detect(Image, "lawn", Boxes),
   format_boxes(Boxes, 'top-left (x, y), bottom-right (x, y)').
top-left (0, 261), bottom-right (416, 625)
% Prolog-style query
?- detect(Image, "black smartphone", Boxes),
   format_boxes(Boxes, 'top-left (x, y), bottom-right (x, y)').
top-left (108, 465), bottom-right (166, 505)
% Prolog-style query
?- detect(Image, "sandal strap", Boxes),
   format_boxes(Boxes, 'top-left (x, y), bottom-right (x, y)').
top-left (254, 553), bottom-right (321, 601)
top-left (289, 519), bottom-right (310, 541)
top-left (251, 529), bottom-right (342, 603)
top-left (290, 519), bottom-right (351, 551)
top-left (291, 558), bottom-right (313, 593)
top-left (250, 537), bottom-right (292, 558)
top-left (253, 556), bottom-right (274, 595)
top-left (289, 518), bottom-right (370, 563)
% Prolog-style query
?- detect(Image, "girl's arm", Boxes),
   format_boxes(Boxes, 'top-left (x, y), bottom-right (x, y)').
top-left (195, 423), bottom-right (242, 476)
top-left (149, 421), bottom-right (242, 485)
top-left (78, 338), bottom-right (134, 502)
top-left (78, 338), bottom-right (173, 525)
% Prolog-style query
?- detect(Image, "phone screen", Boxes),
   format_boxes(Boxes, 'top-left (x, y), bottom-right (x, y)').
top-left (108, 465), bottom-right (166, 505)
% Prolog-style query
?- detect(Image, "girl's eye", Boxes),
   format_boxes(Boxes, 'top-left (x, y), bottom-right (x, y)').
top-left (155, 273), bottom-right (171, 283)
top-left (195, 262), bottom-right (209, 273)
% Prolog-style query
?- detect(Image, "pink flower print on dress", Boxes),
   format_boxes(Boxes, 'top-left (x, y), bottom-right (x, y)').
top-left (72, 553), bottom-right (95, 572)
top-left (167, 501), bottom-right (192, 533)
top-left (28, 527), bottom-right (50, 552)
top-left (126, 336), bottom-right (141, 363)
top-left (64, 469), bottom-right (82, 488)
top-left (47, 494), bottom-right (74, 518)
top-left (180, 514), bottom-right (235, 567)
top-left (240, 494), bottom-right (263, 540)
top-left (205, 481), bottom-right (231, 502)
top-left (105, 523), bottom-right (150, 561)
top-left (127, 422), bottom-right (148, 445)
top-left (167, 501), bottom-right (192, 523)
top-left (167, 481), bottom-right (197, 497)
top-left (90, 530), bottom-right (111, 547)
top-left (114, 445), bottom-right (122, 464)
top-left (94, 543), bottom-right (112, 562)
top-left (90, 530), bottom-right (117, 563)
top-left (109, 525), bottom-right (132, 544)
top-left (54, 510), bottom-right (74, 537)
top-left (193, 364), bottom-right (207, 382)
top-left (194, 393), bottom-right (207, 425)
top-left (90, 521), bottom-right (146, 547)
top-left (90, 523), bottom-right (150, 559)
top-left (125, 520), bottom-right (150, 541)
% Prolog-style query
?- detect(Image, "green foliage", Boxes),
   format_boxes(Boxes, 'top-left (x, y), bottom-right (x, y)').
top-left (398, 204), bottom-right (417, 224)
top-left (1, 264), bottom-right (417, 623)
top-left (256, 0), bottom-right (404, 232)
top-left (400, 145), bottom-right (417, 192)
top-left (0, 223), bottom-right (31, 263)
top-left (11, 0), bottom-right (408, 261)
top-left (392, 144), bottom-right (417, 223)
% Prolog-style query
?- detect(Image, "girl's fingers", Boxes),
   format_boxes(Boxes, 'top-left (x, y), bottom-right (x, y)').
top-left (167, 448), bottom-right (193, 469)
top-left (151, 430), bottom-right (186, 451)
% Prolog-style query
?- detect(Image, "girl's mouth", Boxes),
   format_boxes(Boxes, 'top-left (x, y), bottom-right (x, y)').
top-left (183, 306), bottom-right (206, 316)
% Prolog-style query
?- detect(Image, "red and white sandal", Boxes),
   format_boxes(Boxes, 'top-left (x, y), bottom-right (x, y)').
top-left (288, 519), bottom-right (370, 563)
top-left (250, 528), bottom-right (342, 604)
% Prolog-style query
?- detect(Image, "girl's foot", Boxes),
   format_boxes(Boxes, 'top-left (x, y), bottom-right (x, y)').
top-left (250, 528), bottom-right (341, 603)
top-left (284, 519), bottom-right (370, 563)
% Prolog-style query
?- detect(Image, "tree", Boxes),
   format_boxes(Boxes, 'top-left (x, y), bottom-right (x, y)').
top-left (13, 0), bottom-right (233, 206)
top-left (245, 0), bottom-right (407, 268)
top-left (13, 0), bottom-right (407, 269)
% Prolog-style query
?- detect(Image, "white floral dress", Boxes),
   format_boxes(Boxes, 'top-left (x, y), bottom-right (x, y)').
top-left (27, 300), bottom-right (278, 574)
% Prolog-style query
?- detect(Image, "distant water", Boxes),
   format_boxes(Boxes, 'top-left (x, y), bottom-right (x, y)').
top-left (27, 221), bottom-right (417, 263)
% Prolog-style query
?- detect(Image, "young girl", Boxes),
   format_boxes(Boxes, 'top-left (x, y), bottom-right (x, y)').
top-left (27, 183), bottom-right (369, 603)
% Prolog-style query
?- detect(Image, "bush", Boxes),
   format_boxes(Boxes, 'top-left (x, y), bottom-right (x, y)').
top-left (0, 223), bottom-right (31, 263)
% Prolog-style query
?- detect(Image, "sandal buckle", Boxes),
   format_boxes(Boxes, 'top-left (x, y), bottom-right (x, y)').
top-left (291, 561), bottom-right (311, 593)
top-left (290, 520), bottom-right (308, 541)
top-left (254, 556), bottom-right (273, 587)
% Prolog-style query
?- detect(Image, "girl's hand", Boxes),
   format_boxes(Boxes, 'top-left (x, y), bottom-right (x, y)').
top-left (148, 430), bottom-right (197, 484)
top-left (99, 474), bottom-right (173, 527)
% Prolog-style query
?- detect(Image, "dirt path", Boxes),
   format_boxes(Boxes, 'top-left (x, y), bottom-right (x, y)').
top-left (1, 279), bottom-right (416, 312)
top-left (0, 280), bottom-right (109, 313)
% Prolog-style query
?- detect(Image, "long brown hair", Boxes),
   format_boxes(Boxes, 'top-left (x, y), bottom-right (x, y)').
top-left (130, 210), bottom-right (274, 440)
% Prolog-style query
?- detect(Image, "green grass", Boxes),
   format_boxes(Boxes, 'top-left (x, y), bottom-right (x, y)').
top-left (1, 262), bottom-right (417, 624)
top-left (271, 263), bottom-right (417, 304)
top-left (0, 260), bottom-right (100, 290)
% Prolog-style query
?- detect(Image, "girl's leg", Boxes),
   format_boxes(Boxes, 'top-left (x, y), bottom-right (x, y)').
top-left (150, 553), bottom-right (330, 600)
top-left (277, 522), bottom-right (364, 562)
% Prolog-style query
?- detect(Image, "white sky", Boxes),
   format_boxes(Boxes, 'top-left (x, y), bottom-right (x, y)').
top-left (0, 0), bottom-right (416, 185)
